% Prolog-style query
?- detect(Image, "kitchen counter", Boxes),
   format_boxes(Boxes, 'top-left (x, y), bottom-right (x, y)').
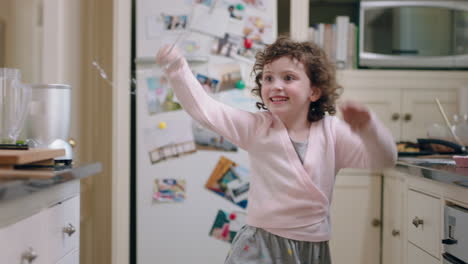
top-left (0, 163), bottom-right (101, 228)
top-left (397, 157), bottom-right (468, 189)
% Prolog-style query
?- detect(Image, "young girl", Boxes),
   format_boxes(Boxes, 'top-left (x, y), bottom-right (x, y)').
top-left (156, 36), bottom-right (397, 264)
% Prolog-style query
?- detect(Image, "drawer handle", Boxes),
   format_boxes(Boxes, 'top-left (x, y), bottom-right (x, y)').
top-left (22, 247), bottom-right (38, 263)
top-left (442, 238), bottom-right (458, 245)
top-left (392, 229), bottom-right (400, 236)
top-left (391, 113), bottom-right (400, 121)
top-left (63, 223), bottom-right (76, 236)
top-left (403, 113), bottom-right (412, 122)
top-left (371, 218), bottom-right (381, 227)
top-left (412, 217), bottom-right (424, 228)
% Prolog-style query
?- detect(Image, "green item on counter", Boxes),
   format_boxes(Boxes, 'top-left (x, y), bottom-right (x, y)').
top-left (235, 80), bottom-right (245, 89)
top-left (236, 4), bottom-right (244, 10)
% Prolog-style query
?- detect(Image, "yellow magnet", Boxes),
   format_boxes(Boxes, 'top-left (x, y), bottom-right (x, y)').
top-left (158, 121), bottom-right (167, 129)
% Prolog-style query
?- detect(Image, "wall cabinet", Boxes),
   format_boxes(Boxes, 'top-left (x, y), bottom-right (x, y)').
top-left (0, 195), bottom-right (80, 264)
top-left (337, 71), bottom-right (464, 142)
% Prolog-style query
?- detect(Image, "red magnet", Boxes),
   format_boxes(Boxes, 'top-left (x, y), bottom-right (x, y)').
top-left (244, 38), bottom-right (253, 49)
top-left (229, 213), bottom-right (237, 220)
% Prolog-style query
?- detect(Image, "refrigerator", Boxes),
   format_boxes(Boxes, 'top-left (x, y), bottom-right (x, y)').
top-left (134, 0), bottom-right (277, 263)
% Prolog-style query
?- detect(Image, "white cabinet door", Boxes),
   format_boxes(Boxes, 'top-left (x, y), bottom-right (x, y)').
top-left (401, 89), bottom-right (458, 142)
top-left (46, 195), bottom-right (80, 263)
top-left (340, 89), bottom-right (401, 141)
top-left (330, 170), bottom-right (382, 264)
top-left (382, 172), bottom-right (405, 264)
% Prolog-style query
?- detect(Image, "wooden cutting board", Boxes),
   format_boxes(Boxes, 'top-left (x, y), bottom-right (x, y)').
top-left (0, 149), bottom-right (65, 165)
top-left (0, 168), bottom-right (55, 179)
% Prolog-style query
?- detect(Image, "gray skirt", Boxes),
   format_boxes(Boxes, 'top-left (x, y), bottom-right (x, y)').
top-left (225, 225), bottom-right (331, 264)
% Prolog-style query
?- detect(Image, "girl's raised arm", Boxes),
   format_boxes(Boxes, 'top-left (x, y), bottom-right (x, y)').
top-left (155, 45), bottom-right (264, 150)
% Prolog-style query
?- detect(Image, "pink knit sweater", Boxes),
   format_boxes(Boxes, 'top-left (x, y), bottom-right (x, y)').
top-left (165, 59), bottom-right (397, 242)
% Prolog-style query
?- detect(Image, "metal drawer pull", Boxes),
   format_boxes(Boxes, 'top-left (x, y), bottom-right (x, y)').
top-left (404, 113), bottom-right (412, 121)
top-left (63, 223), bottom-right (76, 236)
top-left (442, 238), bottom-right (458, 245)
top-left (372, 218), bottom-right (381, 227)
top-left (412, 217), bottom-right (424, 227)
top-left (392, 229), bottom-right (400, 236)
top-left (391, 113), bottom-right (400, 121)
top-left (22, 247), bottom-right (38, 263)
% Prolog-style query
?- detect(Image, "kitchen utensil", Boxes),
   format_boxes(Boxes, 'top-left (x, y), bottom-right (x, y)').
top-left (24, 84), bottom-right (73, 161)
top-left (435, 98), bottom-right (466, 152)
top-left (0, 148), bottom-right (65, 165)
top-left (0, 68), bottom-right (31, 144)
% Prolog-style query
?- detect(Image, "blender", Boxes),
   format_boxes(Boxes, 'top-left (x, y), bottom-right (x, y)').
top-left (0, 68), bottom-right (31, 148)
top-left (24, 84), bottom-right (73, 164)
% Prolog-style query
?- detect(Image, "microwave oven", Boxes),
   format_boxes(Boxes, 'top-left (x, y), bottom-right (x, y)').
top-left (359, 1), bottom-right (468, 69)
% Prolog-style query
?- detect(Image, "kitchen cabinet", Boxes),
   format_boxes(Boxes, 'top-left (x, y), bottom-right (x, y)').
top-left (337, 71), bottom-right (463, 142)
top-left (406, 189), bottom-right (440, 259)
top-left (382, 172), bottom-right (405, 264)
top-left (407, 242), bottom-right (440, 264)
top-left (0, 195), bottom-right (80, 264)
top-left (330, 170), bottom-right (382, 264)
top-left (383, 166), bottom-right (468, 264)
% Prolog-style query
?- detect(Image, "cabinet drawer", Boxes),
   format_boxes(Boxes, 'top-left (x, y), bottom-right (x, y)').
top-left (0, 210), bottom-right (48, 264)
top-left (55, 249), bottom-right (79, 264)
top-left (46, 195), bottom-right (80, 263)
top-left (408, 242), bottom-right (440, 264)
top-left (407, 189), bottom-right (440, 258)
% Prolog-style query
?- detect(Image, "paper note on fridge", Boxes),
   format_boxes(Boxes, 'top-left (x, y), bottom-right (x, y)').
top-left (144, 111), bottom-right (197, 164)
top-left (189, 4), bottom-right (229, 38)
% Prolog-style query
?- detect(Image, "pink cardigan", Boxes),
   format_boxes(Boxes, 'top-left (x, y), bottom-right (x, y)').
top-left (165, 59), bottom-right (397, 241)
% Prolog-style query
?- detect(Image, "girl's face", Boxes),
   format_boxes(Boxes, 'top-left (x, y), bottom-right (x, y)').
top-left (261, 56), bottom-right (321, 121)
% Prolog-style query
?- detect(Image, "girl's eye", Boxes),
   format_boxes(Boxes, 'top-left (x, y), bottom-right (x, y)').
top-left (264, 76), bottom-right (273, 82)
top-left (284, 75), bottom-right (294, 81)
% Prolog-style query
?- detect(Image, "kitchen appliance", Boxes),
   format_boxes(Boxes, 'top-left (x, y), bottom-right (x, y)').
top-left (24, 84), bottom-right (73, 163)
top-left (134, 0), bottom-right (277, 263)
top-left (443, 204), bottom-right (468, 263)
top-left (0, 68), bottom-right (31, 145)
top-left (359, 1), bottom-right (468, 69)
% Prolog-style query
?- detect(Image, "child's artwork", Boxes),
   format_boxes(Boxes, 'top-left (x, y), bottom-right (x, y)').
top-left (222, 1), bottom-right (245, 21)
top-left (146, 75), bottom-right (182, 115)
top-left (241, 0), bottom-right (267, 10)
top-left (234, 41), bottom-right (265, 63)
top-left (190, 4), bottom-right (230, 38)
top-left (211, 34), bottom-right (240, 58)
top-left (209, 209), bottom-right (246, 243)
top-left (163, 14), bottom-right (188, 31)
top-left (192, 121), bottom-right (238, 152)
top-left (216, 63), bottom-right (242, 92)
top-left (243, 15), bottom-right (273, 44)
top-left (145, 112), bottom-right (197, 164)
top-left (205, 156), bottom-right (249, 208)
top-left (193, 0), bottom-right (214, 6)
top-left (153, 178), bottom-right (186, 202)
top-left (196, 73), bottom-right (220, 93)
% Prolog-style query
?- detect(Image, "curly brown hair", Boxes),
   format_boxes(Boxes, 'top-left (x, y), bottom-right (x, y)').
top-left (251, 36), bottom-right (343, 122)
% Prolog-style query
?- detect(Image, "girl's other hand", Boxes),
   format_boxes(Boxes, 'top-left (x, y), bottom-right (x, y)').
top-left (155, 44), bottom-right (183, 70)
top-left (340, 100), bottom-right (371, 131)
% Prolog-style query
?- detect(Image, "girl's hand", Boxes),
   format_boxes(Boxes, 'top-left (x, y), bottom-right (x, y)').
top-left (340, 100), bottom-right (371, 131)
top-left (155, 44), bottom-right (183, 70)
